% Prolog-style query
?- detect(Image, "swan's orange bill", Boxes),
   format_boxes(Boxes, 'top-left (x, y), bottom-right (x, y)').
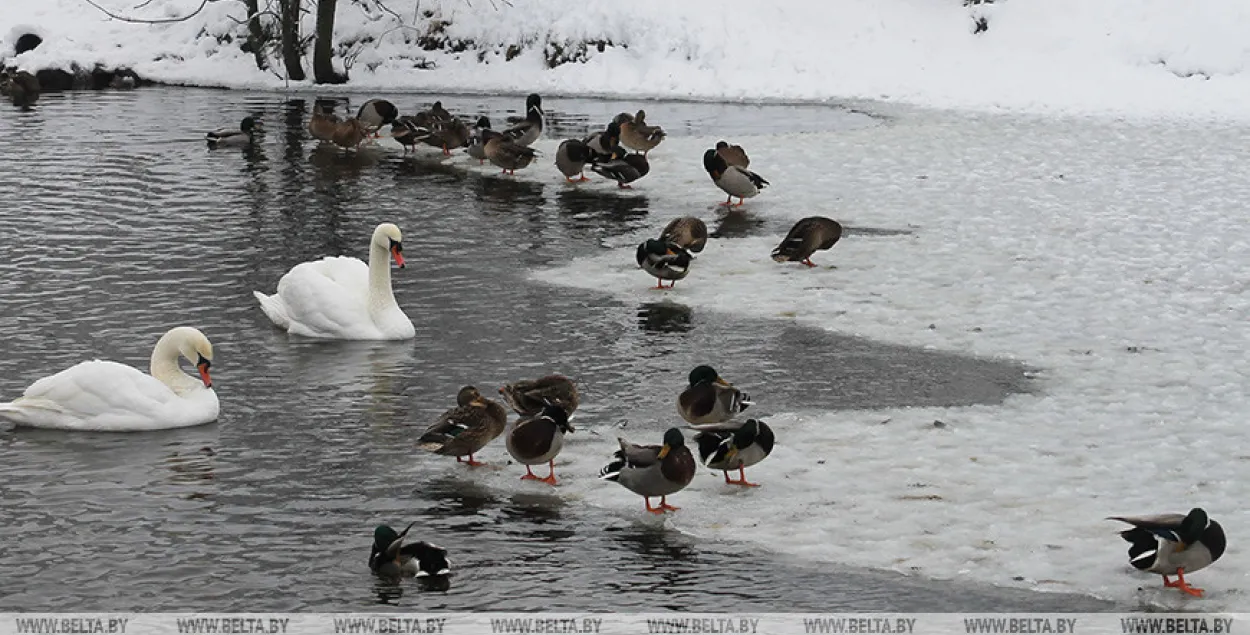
top-left (197, 362), bottom-right (213, 388)
top-left (391, 245), bottom-right (406, 268)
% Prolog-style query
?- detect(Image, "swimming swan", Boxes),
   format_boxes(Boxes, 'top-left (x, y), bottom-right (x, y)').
top-left (0, 326), bottom-right (219, 431)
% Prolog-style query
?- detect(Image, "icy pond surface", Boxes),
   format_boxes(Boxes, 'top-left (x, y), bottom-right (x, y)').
top-left (3, 87), bottom-right (1223, 611)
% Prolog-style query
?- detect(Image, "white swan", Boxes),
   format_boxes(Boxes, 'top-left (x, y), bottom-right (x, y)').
top-left (253, 223), bottom-right (415, 340)
top-left (0, 326), bottom-right (219, 431)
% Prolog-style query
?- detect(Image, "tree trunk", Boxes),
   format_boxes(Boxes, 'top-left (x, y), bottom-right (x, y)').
top-left (280, 0), bottom-right (305, 81)
top-left (313, 0), bottom-right (347, 84)
top-left (242, 0), bottom-right (268, 70)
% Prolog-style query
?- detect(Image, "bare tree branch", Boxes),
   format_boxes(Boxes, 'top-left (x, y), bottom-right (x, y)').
top-left (82, 0), bottom-right (214, 24)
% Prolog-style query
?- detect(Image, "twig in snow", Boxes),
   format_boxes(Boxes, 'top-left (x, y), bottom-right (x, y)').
top-left (82, 0), bottom-right (215, 23)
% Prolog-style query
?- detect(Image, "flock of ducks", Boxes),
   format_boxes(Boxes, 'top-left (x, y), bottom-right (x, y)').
top-left (0, 93), bottom-right (1228, 594)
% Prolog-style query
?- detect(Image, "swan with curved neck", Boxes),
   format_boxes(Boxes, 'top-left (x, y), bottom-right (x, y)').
top-left (0, 326), bottom-right (219, 431)
top-left (253, 222), bottom-right (415, 340)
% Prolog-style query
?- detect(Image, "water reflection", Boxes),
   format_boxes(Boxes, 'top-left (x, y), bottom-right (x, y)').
top-left (637, 302), bottom-right (694, 334)
top-left (710, 210), bottom-right (767, 239)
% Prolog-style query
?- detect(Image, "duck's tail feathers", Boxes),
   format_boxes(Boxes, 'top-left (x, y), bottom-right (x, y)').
top-left (598, 456), bottom-right (625, 481)
top-left (735, 391), bottom-right (754, 410)
top-left (1119, 527), bottom-right (1161, 570)
top-left (404, 542), bottom-right (451, 577)
top-left (253, 291), bottom-right (291, 330)
top-left (748, 171), bottom-right (769, 189)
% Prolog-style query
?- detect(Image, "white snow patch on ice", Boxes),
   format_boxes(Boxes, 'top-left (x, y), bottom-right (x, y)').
top-left (4, 0), bottom-right (1250, 121)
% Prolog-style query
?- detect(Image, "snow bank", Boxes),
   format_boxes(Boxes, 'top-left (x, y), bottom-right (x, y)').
top-left (5, 0), bottom-right (1250, 120)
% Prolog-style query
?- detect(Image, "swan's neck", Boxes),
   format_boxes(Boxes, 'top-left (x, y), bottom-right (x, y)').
top-left (150, 338), bottom-right (200, 395)
top-left (367, 243), bottom-right (398, 313)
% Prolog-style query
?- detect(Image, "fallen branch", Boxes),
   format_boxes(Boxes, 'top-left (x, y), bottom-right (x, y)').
top-left (82, 0), bottom-right (214, 24)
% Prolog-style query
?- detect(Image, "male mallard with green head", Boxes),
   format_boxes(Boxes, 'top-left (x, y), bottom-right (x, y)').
top-left (206, 117), bottom-right (262, 148)
top-left (591, 149), bottom-right (649, 189)
top-left (678, 365), bottom-right (752, 425)
top-left (417, 385), bottom-right (508, 467)
top-left (691, 418), bottom-right (775, 487)
top-left (499, 374), bottom-right (579, 416)
top-left (369, 522), bottom-right (451, 578)
top-left (356, 98), bottom-right (400, 137)
top-left (772, 217), bottom-right (843, 267)
top-left (1109, 508), bottom-right (1226, 597)
top-left (703, 148), bottom-right (768, 207)
top-left (636, 239), bottom-right (693, 290)
top-left (506, 403), bottom-right (574, 485)
top-left (598, 428), bottom-right (696, 514)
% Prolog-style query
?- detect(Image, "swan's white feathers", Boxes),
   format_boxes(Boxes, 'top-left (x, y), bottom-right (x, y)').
top-left (0, 360), bottom-right (219, 431)
top-left (274, 256), bottom-right (374, 338)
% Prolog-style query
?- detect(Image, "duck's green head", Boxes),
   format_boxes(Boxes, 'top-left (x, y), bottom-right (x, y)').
top-left (658, 427), bottom-right (686, 459)
top-left (241, 117), bottom-right (261, 133)
top-left (1178, 508), bottom-right (1210, 547)
top-left (373, 525), bottom-right (400, 549)
top-left (688, 365), bottom-right (723, 387)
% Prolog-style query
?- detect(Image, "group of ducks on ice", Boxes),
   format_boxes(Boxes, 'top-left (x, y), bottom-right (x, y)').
top-left (3, 97), bottom-right (1227, 594)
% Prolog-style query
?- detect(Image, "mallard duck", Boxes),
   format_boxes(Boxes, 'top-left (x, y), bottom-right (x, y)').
top-left (206, 117), bottom-right (262, 148)
top-left (499, 374), bottom-right (579, 415)
top-left (329, 118), bottom-right (370, 150)
top-left (660, 216), bottom-right (708, 253)
top-left (591, 150), bottom-right (649, 189)
top-left (599, 428), bottom-right (696, 514)
top-left (715, 140), bottom-right (749, 168)
top-left (426, 100), bottom-right (452, 123)
top-left (772, 217), bottom-right (843, 267)
top-left (501, 93), bottom-right (543, 147)
top-left (583, 121), bottom-right (622, 163)
top-left (308, 105), bottom-right (341, 143)
top-left (619, 109), bottom-right (665, 156)
top-left (390, 116), bottom-right (433, 153)
top-left (467, 117), bottom-right (496, 164)
top-left (356, 99), bottom-right (400, 136)
top-left (506, 403), bottom-right (574, 485)
top-left (369, 523), bottom-right (451, 578)
top-left (484, 135), bottom-right (537, 175)
top-left (556, 139), bottom-right (593, 182)
top-left (1109, 508), bottom-right (1226, 597)
top-left (420, 117), bottom-right (471, 156)
top-left (636, 239), bottom-right (693, 289)
top-left (1, 70), bottom-right (40, 107)
top-left (691, 418), bottom-right (774, 487)
top-left (416, 385), bottom-right (508, 466)
top-left (678, 365), bottom-right (752, 425)
top-left (703, 149), bottom-right (768, 207)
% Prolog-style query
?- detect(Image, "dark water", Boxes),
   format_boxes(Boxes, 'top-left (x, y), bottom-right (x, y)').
top-left (0, 89), bottom-right (1112, 611)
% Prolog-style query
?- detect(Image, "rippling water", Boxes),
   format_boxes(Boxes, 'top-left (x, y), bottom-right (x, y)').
top-left (0, 89), bottom-right (1111, 611)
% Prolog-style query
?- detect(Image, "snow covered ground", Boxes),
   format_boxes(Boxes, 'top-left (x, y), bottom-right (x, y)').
top-left (5, 0), bottom-right (1250, 121)
top-left (360, 108), bottom-right (1250, 609)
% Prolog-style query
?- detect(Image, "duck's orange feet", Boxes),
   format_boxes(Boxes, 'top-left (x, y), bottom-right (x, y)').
top-left (618, 183), bottom-right (632, 189)
top-left (658, 496), bottom-right (680, 512)
top-left (457, 454), bottom-right (486, 467)
top-left (654, 280), bottom-right (666, 290)
top-left (719, 197), bottom-right (734, 207)
top-left (442, 146), bottom-right (451, 157)
top-left (802, 258), bottom-right (816, 268)
top-left (724, 467), bottom-right (760, 487)
top-left (1165, 570), bottom-right (1205, 597)
top-left (577, 174), bottom-right (590, 182)
top-left (520, 466), bottom-right (542, 481)
top-left (644, 497), bottom-right (667, 514)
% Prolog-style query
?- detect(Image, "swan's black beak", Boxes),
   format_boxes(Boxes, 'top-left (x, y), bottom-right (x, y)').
top-left (196, 355), bottom-right (213, 389)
